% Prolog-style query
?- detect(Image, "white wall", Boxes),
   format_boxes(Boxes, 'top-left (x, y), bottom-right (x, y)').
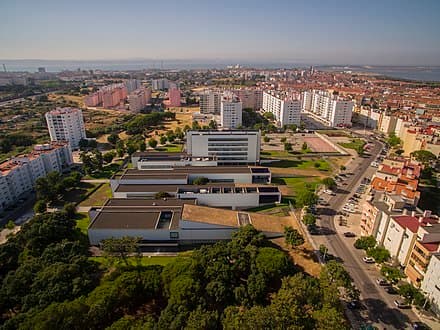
top-left (421, 255), bottom-right (440, 316)
top-left (88, 228), bottom-right (173, 245)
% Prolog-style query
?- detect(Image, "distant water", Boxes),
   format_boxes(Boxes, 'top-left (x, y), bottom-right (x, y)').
top-left (0, 59), bottom-right (308, 73)
top-left (320, 65), bottom-right (440, 82)
top-left (1, 60), bottom-right (440, 82)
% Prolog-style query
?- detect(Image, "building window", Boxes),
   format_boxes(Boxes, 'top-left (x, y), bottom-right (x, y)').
top-left (170, 232), bottom-right (179, 239)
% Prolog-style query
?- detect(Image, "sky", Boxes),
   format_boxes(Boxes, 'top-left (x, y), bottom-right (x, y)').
top-left (1, 0), bottom-right (440, 65)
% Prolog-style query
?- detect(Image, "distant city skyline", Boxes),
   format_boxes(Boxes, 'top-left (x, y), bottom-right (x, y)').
top-left (1, 0), bottom-right (440, 65)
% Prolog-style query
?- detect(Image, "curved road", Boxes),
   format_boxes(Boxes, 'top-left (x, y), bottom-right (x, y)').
top-left (318, 136), bottom-right (418, 329)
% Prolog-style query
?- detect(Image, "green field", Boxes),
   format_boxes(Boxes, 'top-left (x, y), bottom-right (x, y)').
top-left (339, 138), bottom-right (366, 151)
top-left (273, 176), bottom-right (321, 196)
top-left (79, 183), bottom-right (112, 207)
top-left (83, 162), bottom-right (123, 179)
top-left (268, 158), bottom-right (331, 171)
top-left (75, 213), bottom-right (90, 234)
top-left (62, 182), bottom-right (101, 205)
top-left (155, 143), bottom-right (183, 152)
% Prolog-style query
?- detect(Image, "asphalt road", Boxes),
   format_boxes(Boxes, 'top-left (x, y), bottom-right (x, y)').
top-left (316, 136), bottom-right (418, 329)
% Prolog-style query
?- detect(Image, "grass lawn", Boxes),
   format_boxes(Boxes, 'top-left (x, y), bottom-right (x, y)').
top-left (317, 129), bottom-right (351, 137)
top-left (83, 163), bottom-right (123, 179)
top-left (75, 213), bottom-right (90, 234)
top-left (155, 143), bottom-right (183, 153)
top-left (339, 138), bottom-right (366, 151)
top-left (79, 183), bottom-right (112, 207)
top-left (246, 203), bottom-right (290, 217)
top-left (273, 176), bottom-right (321, 196)
top-left (62, 182), bottom-right (101, 204)
top-left (268, 159), bottom-right (331, 171)
top-left (90, 255), bottom-right (183, 267)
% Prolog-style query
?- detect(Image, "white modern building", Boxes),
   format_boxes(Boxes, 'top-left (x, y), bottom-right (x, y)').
top-left (186, 130), bottom-right (261, 164)
top-left (302, 90), bottom-right (354, 127)
top-left (88, 199), bottom-right (290, 246)
top-left (233, 89), bottom-right (263, 110)
top-left (131, 152), bottom-right (218, 169)
top-left (262, 91), bottom-right (301, 127)
top-left (45, 107), bottom-right (86, 149)
top-left (151, 78), bottom-right (169, 90)
top-left (199, 90), bottom-right (222, 114)
top-left (221, 93), bottom-right (242, 129)
top-left (0, 142), bottom-right (73, 212)
top-left (421, 253), bottom-right (440, 316)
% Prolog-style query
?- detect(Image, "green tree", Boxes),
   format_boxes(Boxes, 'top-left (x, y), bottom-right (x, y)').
top-left (340, 165), bottom-right (346, 171)
top-left (155, 191), bottom-right (171, 199)
top-left (208, 120), bottom-right (218, 129)
top-left (107, 133), bottom-right (120, 145)
top-left (284, 226), bottom-right (304, 249)
top-left (302, 142), bottom-right (308, 151)
top-left (322, 177), bottom-right (336, 190)
top-left (101, 236), bottom-right (141, 266)
top-left (411, 150), bottom-right (437, 165)
top-left (103, 151), bottom-right (115, 164)
top-left (5, 220), bottom-right (15, 230)
top-left (380, 265), bottom-right (405, 284)
top-left (263, 136), bottom-right (270, 143)
top-left (354, 236), bottom-right (376, 250)
top-left (115, 140), bottom-right (125, 157)
top-left (126, 142), bottom-right (138, 155)
top-left (302, 213), bottom-right (316, 226)
top-left (284, 142), bottom-right (292, 152)
top-left (33, 200), bottom-right (47, 214)
top-left (160, 135), bottom-right (167, 145)
top-left (319, 244), bottom-right (329, 261)
top-left (320, 260), bottom-right (353, 292)
top-left (139, 141), bottom-right (146, 152)
top-left (387, 132), bottom-right (402, 147)
top-left (366, 246), bottom-right (390, 263)
top-left (148, 138), bottom-right (157, 149)
top-left (296, 190), bottom-right (318, 207)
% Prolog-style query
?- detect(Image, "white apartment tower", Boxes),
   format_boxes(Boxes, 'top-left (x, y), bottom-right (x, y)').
top-left (151, 79), bottom-right (169, 90)
top-left (262, 91), bottom-right (301, 127)
top-left (302, 90), bottom-right (354, 127)
top-left (199, 91), bottom-right (222, 114)
top-left (45, 107), bottom-right (87, 149)
top-left (186, 130), bottom-right (261, 164)
top-left (221, 93), bottom-right (242, 129)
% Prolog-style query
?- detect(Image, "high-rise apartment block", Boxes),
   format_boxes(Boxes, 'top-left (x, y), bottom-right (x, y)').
top-left (186, 130), bottom-right (261, 164)
top-left (262, 91), bottom-right (301, 127)
top-left (168, 87), bottom-right (181, 107)
top-left (151, 78), bottom-right (169, 90)
top-left (199, 90), bottom-right (222, 114)
top-left (221, 93), bottom-right (242, 129)
top-left (125, 79), bottom-right (141, 93)
top-left (45, 107), bottom-right (87, 149)
top-left (302, 90), bottom-right (354, 127)
top-left (128, 88), bottom-right (152, 113)
top-left (0, 142), bottom-right (73, 212)
top-left (234, 89), bottom-right (263, 110)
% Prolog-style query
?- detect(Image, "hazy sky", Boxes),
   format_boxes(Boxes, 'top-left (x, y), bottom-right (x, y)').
top-left (1, 0), bottom-right (440, 65)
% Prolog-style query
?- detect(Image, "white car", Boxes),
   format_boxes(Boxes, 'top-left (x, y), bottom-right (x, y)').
top-left (324, 189), bottom-right (336, 196)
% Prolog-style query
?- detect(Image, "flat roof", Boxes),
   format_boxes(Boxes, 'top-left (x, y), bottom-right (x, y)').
top-left (132, 151), bottom-right (188, 159)
top-left (121, 166), bottom-right (256, 176)
top-left (90, 207), bottom-right (181, 230)
top-left (114, 183), bottom-right (236, 193)
top-left (104, 198), bottom-right (196, 207)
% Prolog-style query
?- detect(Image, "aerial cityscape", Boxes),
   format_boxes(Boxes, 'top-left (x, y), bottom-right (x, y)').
top-left (0, 1), bottom-right (440, 329)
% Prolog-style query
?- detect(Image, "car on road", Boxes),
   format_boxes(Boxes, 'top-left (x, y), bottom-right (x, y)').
top-left (343, 232), bottom-right (356, 238)
top-left (394, 300), bottom-right (410, 309)
top-left (385, 286), bottom-right (398, 294)
top-left (363, 257), bottom-right (375, 264)
top-left (347, 300), bottom-right (361, 310)
top-left (411, 321), bottom-right (431, 330)
top-left (376, 278), bottom-right (390, 286)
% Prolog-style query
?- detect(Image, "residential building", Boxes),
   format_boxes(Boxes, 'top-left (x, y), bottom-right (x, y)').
top-left (168, 87), bottom-right (181, 107)
top-left (262, 91), bottom-right (301, 127)
top-left (199, 90), bottom-right (222, 114)
top-left (151, 78), bottom-right (169, 90)
top-left (301, 90), bottom-right (354, 127)
top-left (45, 107), bottom-right (86, 149)
top-left (186, 130), bottom-right (261, 164)
top-left (221, 93), bottom-right (242, 129)
top-left (405, 223), bottom-right (440, 287)
top-left (234, 89), bottom-right (263, 110)
top-left (128, 88), bottom-right (151, 113)
top-left (0, 142), bottom-right (73, 212)
top-left (421, 253), bottom-right (440, 316)
top-left (379, 114), bottom-right (398, 134)
top-left (125, 79), bottom-right (141, 93)
top-left (381, 211), bottom-right (438, 266)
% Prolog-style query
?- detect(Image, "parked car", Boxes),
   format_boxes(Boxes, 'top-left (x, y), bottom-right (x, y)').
top-left (394, 300), bottom-right (410, 309)
top-left (376, 278), bottom-right (390, 286)
top-left (343, 232), bottom-right (356, 238)
top-left (363, 257), bottom-right (375, 264)
top-left (347, 300), bottom-right (361, 310)
top-left (385, 286), bottom-right (398, 294)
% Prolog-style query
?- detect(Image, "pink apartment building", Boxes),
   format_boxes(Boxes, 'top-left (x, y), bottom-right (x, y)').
top-left (168, 87), bottom-right (181, 107)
